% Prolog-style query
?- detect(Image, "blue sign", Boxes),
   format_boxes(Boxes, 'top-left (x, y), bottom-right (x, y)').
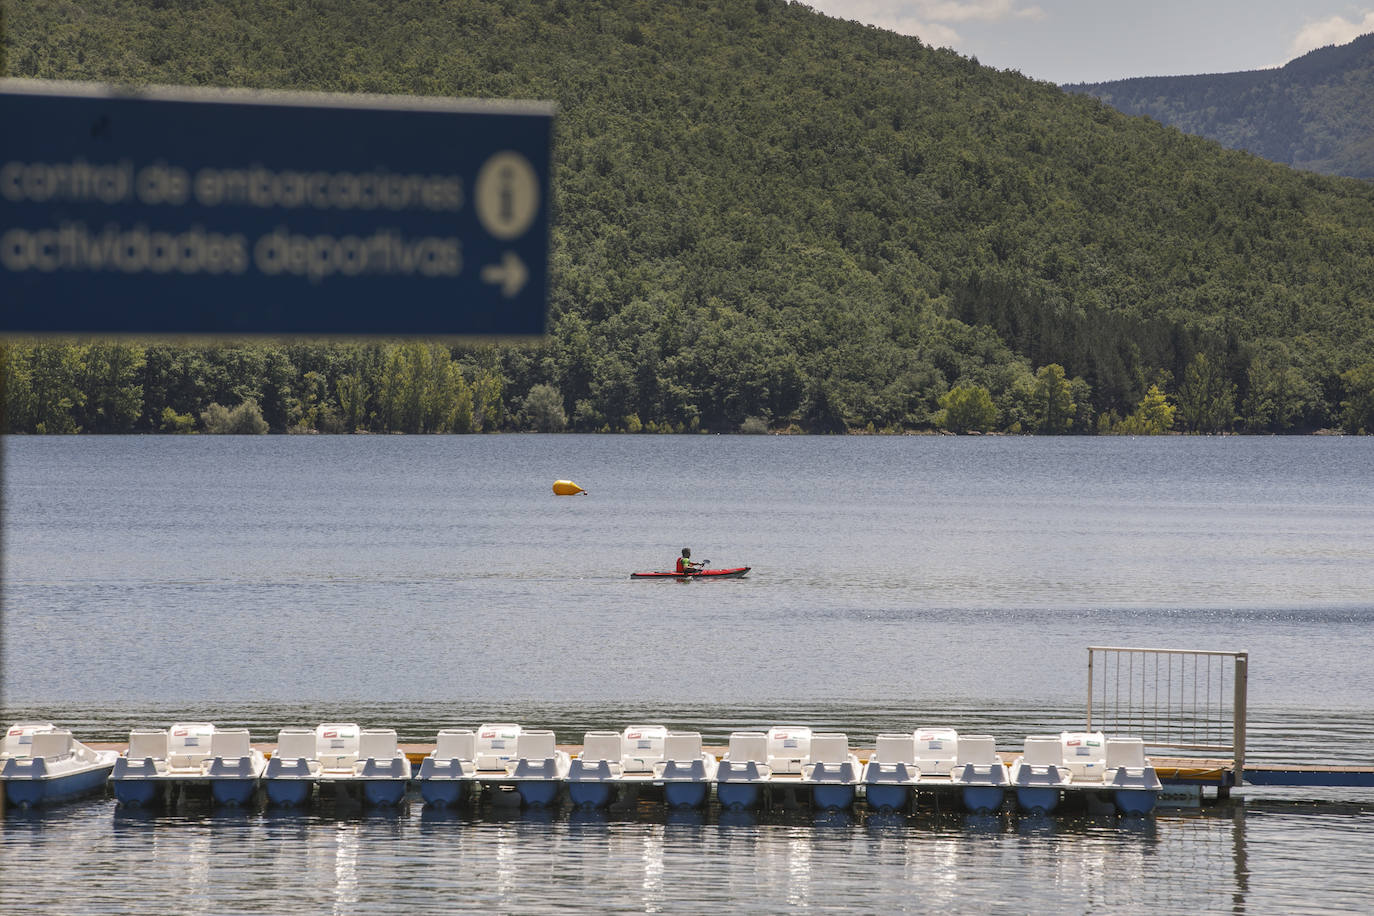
top-left (1, 80), bottom-right (553, 335)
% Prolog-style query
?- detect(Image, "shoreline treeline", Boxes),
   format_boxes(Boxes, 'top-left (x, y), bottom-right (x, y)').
top-left (4, 340), bottom-right (1371, 434)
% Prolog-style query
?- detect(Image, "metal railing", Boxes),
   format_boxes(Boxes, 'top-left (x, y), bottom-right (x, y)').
top-left (1087, 646), bottom-right (1248, 780)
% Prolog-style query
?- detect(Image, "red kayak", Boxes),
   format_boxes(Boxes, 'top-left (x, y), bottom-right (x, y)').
top-left (630, 567), bottom-right (750, 580)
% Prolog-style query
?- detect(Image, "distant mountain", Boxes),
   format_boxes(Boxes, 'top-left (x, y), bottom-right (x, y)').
top-left (1068, 33), bottom-right (1374, 180)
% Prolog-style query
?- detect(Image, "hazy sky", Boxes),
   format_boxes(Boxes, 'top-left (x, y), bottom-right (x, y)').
top-left (803, 1), bottom-right (1374, 84)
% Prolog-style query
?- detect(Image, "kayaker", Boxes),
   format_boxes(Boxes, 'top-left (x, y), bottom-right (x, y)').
top-left (676, 548), bottom-right (701, 574)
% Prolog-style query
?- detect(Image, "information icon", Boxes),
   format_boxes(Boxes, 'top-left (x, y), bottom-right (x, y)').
top-left (474, 151), bottom-right (540, 240)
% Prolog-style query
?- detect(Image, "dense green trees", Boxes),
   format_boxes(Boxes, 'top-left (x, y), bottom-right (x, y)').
top-left (1, 341), bottom-right (505, 434)
top-left (1109, 385), bottom-right (1176, 435)
top-left (1030, 364), bottom-right (1077, 434)
top-left (936, 385), bottom-right (997, 433)
top-left (2, 341), bottom-right (145, 433)
top-left (3, 0), bottom-right (1373, 435)
top-left (1176, 354), bottom-right (1238, 433)
top-left (1240, 347), bottom-right (1319, 433)
top-left (11, 336), bottom-right (1358, 434)
top-left (521, 383), bottom-right (567, 432)
top-left (201, 399), bottom-right (269, 434)
top-left (1341, 364), bottom-right (1374, 434)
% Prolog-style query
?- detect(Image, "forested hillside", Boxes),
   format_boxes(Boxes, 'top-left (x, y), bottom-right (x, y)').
top-left (1070, 33), bottom-right (1374, 181)
top-left (5, 0), bottom-right (1374, 435)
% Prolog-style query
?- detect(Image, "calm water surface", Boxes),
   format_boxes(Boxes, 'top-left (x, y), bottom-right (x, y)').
top-left (3, 435), bottom-right (1373, 913)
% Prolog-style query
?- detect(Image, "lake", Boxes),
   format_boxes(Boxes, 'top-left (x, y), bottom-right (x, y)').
top-left (3, 434), bottom-right (1372, 912)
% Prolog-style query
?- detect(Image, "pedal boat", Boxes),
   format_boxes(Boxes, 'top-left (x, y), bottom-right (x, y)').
top-left (1, 723), bottom-right (118, 807)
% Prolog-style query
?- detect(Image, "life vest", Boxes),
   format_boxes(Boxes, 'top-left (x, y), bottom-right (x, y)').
top-left (676, 555), bottom-right (691, 573)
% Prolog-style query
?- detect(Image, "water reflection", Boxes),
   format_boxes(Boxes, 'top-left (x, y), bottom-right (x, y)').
top-left (787, 830), bottom-right (812, 908)
top-left (330, 824), bottom-right (359, 916)
top-left (959, 812), bottom-right (1003, 834)
top-left (637, 825), bottom-right (665, 912)
top-left (811, 809), bottom-right (855, 829)
top-left (494, 821), bottom-right (518, 902)
top-left (863, 810), bottom-right (908, 832)
top-left (566, 807), bottom-right (610, 830)
top-left (6, 786), bottom-right (1374, 911)
top-left (663, 806), bottom-right (700, 826)
top-left (716, 808), bottom-right (758, 829)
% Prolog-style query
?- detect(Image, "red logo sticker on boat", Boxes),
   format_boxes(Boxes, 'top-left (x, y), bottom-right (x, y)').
top-left (8, 729), bottom-right (21, 736)
top-left (627, 732), bottom-right (640, 740)
top-left (174, 729), bottom-right (187, 737)
top-left (323, 730), bottom-right (338, 739)
top-left (481, 731), bottom-right (495, 738)
top-left (1067, 739), bottom-right (1080, 746)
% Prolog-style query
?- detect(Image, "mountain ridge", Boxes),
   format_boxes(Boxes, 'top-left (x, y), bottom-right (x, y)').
top-left (1068, 32), bottom-right (1374, 180)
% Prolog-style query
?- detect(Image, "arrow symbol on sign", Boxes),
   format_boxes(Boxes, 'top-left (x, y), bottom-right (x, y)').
top-left (480, 251), bottom-right (528, 298)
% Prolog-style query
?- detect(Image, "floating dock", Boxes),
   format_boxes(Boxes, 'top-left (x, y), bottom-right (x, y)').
top-left (83, 744), bottom-right (1374, 791)
top-left (6, 733), bottom-right (1370, 816)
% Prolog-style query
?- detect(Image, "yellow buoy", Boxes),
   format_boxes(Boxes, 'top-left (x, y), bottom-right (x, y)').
top-left (553, 480), bottom-right (586, 496)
